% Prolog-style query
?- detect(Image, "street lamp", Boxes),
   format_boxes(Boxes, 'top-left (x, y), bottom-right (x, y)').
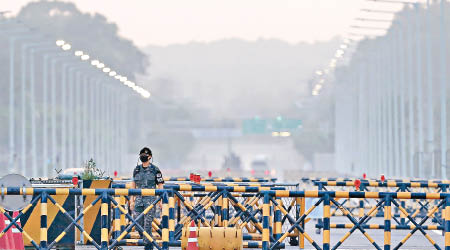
top-left (91, 60), bottom-right (99, 66)
top-left (80, 54), bottom-right (90, 61)
top-left (61, 44), bottom-right (71, 51)
top-left (55, 40), bottom-right (65, 46)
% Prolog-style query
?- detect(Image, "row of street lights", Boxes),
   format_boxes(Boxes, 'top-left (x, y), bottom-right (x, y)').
top-left (1, 20), bottom-right (150, 177)
top-left (311, 39), bottom-right (353, 96)
top-left (334, 0), bottom-right (448, 179)
top-left (55, 39), bottom-right (151, 98)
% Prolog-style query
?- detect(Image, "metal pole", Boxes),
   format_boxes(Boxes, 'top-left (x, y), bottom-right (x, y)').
top-left (123, 96), bottom-right (128, 172)
top-left (20, 44), bottom-right (27, 175)
top-left (414, 3), bottom-right (425, 177)
top-left (8, 38), bottom-right (16, 173)
top-left (107, 84), bottom-right (112, 174)
top-left (367, 53), bottom-right (376, 176)
top-left (68, 68), bottom-right (75, 168)
top-left (384, 40), bottom-right (394, 176)
top-left (4, 32), bottom-right (40, 173)
top-left (358, 62), bottom-right (365, 175)
top-left (50, 60), bottom-right (57, 176)
top-left (117, 92), bottom-right (122, 172)
top-left (406, 7), bottom-right (416, 177)
top-left (439, 0), bottom-right (447, 179)
top-left (75, 71), bottom-right (82, 168)
top-left (425, 0), bottom-right (436, 178)
top-left (95, 80), bottom-right (101, 166)
top-left (102, 82), bottom-right (108, 171)
top-left (379, 42), bottom-right (388, 175)
top-left (42, 55), bottom-right (49, 172)
top-left (112, 89), bottom-right (119, 175)
top-left (398, 26), bottom-right (407, 177)
top-left (89, 78), bottom-right (95, 159)
top-left (82, 75), bottom-right (88, 163)
top-left (391, 31), bottom-right (400, 178)
top-left (375, 45), bottom-right (383, 176)
top-left (30, 49), bottom-right (37, 177)
top-left (61, 64), bottom-right (67, 169)
top-left (351, 72), bottom-right (358, 173)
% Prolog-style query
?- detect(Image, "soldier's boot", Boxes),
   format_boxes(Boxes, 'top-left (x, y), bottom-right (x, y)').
top-left (144, 244), bottom-right (153, 250)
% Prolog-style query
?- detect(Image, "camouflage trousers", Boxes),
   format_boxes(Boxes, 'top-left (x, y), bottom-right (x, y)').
top-left (133, 203), bottom-right (160, 245)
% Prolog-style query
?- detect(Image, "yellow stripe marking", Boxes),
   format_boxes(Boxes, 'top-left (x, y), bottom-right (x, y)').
top-left (396, 192), bottom-right (411, 199)
top-left (40, 228), bottom-right (47, 242)
top-left (54, 231), bottom-right (66, 243)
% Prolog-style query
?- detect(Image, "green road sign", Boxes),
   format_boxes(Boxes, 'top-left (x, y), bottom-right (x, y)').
top-left (242, 117), bottom-right (302, 134)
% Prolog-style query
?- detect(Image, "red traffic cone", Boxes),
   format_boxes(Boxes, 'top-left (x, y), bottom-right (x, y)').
top-left (186, 221), bottom-right (199, 250)
top-left (354, 179), bottom-right (361, 191)
top-left (11, 211), bottom-right (24, 250)
top-left (0, 213), bottom-right (12, 250)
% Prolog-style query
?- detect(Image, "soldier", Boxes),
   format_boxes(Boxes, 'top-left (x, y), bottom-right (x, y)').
top-left (130, 147), bottom-right (164, 250)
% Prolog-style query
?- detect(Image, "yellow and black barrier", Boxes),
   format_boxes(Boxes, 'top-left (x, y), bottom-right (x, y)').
top-left (20, 189), bottom-right (76, 248)
top-left (113, 177), bottom-right (277, 183)
top-left (311, 179), bottom-right (446, 231)
top-left (3, 184), bottom-right (450, 249)
top-left (107, 183), bottom-right (295, 248)
top-left (301, 177), bottom-right (450, 184)
top-left (261, 190), bottom-right (450, 250)
top-left (165, 177), bottom-right (277, 183)
top-left (79, 179), bottom-right (112, 245)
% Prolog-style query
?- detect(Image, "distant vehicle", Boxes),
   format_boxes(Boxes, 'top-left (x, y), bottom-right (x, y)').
top-left (222, 152), bottom-right (242, 170)
top-left (250, 155), bottom-right (271, 177)
top-left (56, 168), bottom-right (84, 180)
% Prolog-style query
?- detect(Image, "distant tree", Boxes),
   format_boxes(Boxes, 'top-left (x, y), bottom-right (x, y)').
top-left (0, 0), bottom-right (149, 158)
top-left (15, 0), bottom-right (148, 79)
top-left (292, 126), bottom-right (334, 163)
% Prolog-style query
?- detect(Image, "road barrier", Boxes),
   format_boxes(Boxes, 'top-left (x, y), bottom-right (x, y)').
top-left (0, 185), bottom-right (293, 249)
top-left (163, 177), bottom-right (277, 183)
top-left (312, 180), bottom-right (449, 191)
top-left (313, 179), bottom-right (449, 229)
top-left (309, 179), bottom-right (446, 234)
top-left (1, 181), bottom-right (450, 249)
top-left (109, 177), bottom-right (277, 183)
top-left (260, 190), bottom-right (449, 250)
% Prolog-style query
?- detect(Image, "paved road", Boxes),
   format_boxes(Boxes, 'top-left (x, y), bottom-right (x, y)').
top-left (299, 217), bottom-right (443, 250)
top-left (75, 217), bottom-right (444, 249)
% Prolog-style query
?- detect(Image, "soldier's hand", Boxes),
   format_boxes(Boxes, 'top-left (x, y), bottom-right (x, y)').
top-left (130, 201), bottom-right (135, 211)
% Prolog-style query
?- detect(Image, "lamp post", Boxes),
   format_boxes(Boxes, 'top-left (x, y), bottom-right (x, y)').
top-left (439, 0), bottom-right (447, 179)
top-left (20, 40), bottom-right (56, 176)
top-left (30, 46), bottom-right (68, 177)
top-left (5, 34), bottom-right (41, 174)
top-left (41, 51), bottom-right (72, 176)
top-left (425, 0), bottom-right (435, 178)
top-left (350, 22), bottom-right (391, 176)
top-left (413, 3), bottom-right (425, 177)
top-left (367, 0), bottom-right (427, 179)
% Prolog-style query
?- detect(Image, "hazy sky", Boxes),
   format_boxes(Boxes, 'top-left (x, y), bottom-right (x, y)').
top-left (3, 0), bottom-right (403, 46)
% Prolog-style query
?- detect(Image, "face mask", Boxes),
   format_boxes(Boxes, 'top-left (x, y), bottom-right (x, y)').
top-left (140, 155), bottom-right (149, 163)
